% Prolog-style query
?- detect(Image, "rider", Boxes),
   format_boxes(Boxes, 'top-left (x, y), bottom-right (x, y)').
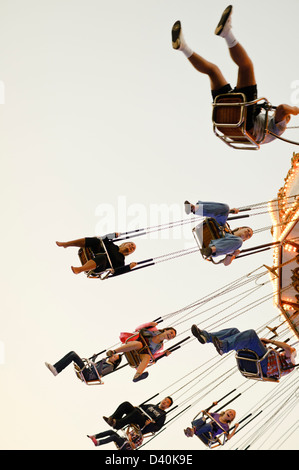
top-left (172, 5), bottom-right (299, 144)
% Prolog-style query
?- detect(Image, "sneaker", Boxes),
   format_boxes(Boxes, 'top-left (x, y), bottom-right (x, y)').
top-left (212, 336), bottom-right (224, 355)
top-left (184, 427), bottom-right (194, 437)
top-left (184, 201), bottom-right (192, 215)
top-left (87, 435), bottom-right (99, 446)
top-left (172, 20), bottom-right (182, 50)
top-left (106, 350), bottom-right (116, 357)
top-left (133, 371), bottom-right (149, 382)
top-left (45, 362), bottom-right (58, 376)
top-left (214, 5), bottom-right (233, 37)
top-left (103, 416), bottom-right (116, 427)
top-left (200, 246), bottom-right (212, 258)
top-left (191, 325), bottom-right (207, 344)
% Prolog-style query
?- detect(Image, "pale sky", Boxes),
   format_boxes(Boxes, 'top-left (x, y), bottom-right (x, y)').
top-left (1, 0), bottom-right (299, 452)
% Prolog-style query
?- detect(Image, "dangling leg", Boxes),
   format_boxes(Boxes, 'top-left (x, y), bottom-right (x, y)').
top-left (106, 341), bottom-right (143, 356)
top-left (136, 354), bottom-right (151, 374)
top-left (215, 5), bottom-right (256, 88)
top-left (56, 238), bottom-right (86, 248)
top-left (87, 430), bottom-right (125, 447)
top-left (172, 20), bottom-right (229, 92)
top-left (71, 260), bottom-right (97, 275)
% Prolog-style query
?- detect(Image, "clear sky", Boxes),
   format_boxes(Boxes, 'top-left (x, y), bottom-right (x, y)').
top-left (1, 0), bottom-right (299, 452)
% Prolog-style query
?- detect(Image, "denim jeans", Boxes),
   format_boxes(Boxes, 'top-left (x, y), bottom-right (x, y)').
top-left (194, 201), bottom-right (242, 256)
top-left (195, 201), bottom-right (230, 226)
top-left (192, 418), bottom-right (214, 437)
top-left (203, 328), bottom-right (269, 375)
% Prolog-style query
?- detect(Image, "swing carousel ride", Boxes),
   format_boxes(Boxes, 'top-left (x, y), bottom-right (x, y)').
top-left (268, 151), bottom-right (299, 339)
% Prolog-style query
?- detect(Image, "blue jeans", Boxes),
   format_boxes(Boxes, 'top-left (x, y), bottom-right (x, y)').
top-left (203, 328), bottom-right (269, 375)
top-left (194, 201), bottom-right (242, 256)
top-left (195, 201), bottom-right (230, 227)
top-left (192, 418), bottom-right (214, 438)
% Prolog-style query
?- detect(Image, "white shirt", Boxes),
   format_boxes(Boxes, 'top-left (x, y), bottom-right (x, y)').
top-left (253, 113), bottom-right (287, 144)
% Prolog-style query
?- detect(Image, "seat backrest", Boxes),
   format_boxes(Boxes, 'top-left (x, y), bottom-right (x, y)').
top-left (236, 349), bottom-right (260, 374)
top-left (235, 349), bottom-right (279, 382)
top-left (78, 247), bottom-right (95, 264)
top-left (73, 362), bottom-right (103, 385)
top-left (213, 93), bottom-right (246, 128)
top-left (124, 332), bottom-right (156, 368)
top-left (193, 218), bottom-right (223, 250)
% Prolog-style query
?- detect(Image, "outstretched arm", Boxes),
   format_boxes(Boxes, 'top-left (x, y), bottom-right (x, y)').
top-left (261, 338), bottom-right (296, 360)
top-left (227, 423), bottom-right (239, 440)
top-left (275, 104), bottom-right (299, 123)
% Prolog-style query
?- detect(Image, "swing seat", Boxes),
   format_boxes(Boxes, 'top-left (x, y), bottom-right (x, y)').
top-left (212, 93), bottom-right (271, 150)
top-left (235, 349), bottom-right (280, 382)
top-left (115, 424), bottom-right (144, 450)
top-left (78, 247), bottom-right (112, 280)
top-left (195, 411), bottom-right (228, 449)
top-left (123, 332), bottom-right (156, 369)
top-left (192, 217), bottom-right (225, 264)
top-left (74, 359), bottom-right (104, 385)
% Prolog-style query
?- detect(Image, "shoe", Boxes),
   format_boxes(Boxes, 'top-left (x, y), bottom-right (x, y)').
top-left (191, 325), bottom-right (207, 344)
top-left (45, 362), bottom-right (58, 376)
top-left (214, 5), bottom-right (233, 37)
top-left (87, 435), bottom-right (99, 446)
top-left (172, 20), bottom-right (182, 50)
top-left (133, 371), bottom-right (149, 382)
top-left (212, 336), bottom-right (224, 356)
top-left (184, 201), bottom-right (192, 215)
top-left (103, 416), bottom-right (116, 427)
top-left (200, 246), bottom-right (212, 258)
top-left (184, 427), bottom-right (194, 437)
top-left (106, 350), bottom-right (116, 357)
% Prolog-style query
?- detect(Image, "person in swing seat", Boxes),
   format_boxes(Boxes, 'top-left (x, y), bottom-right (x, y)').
top-left (56, 232), bottom-right (137, 275)
top-left (106, 322), bottom-right (177, 382)
top-left (102, 396), bottom-right (173, 434)
top-left (87, 426), bottom-right (144, 450)
top-left (191, 325), bottom-right (297, 380)
top-left (184, 401), bottom-right (239, 443)
top-left (45, 351), bottom-right (122, 381)
top-left (171, 5), bottom-right (299, 145)
top-left (184, 199), bottom-right (253, 265)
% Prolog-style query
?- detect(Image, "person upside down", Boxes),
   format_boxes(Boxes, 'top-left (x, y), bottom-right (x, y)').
top-left (172, 5), bottom-right (299, 145)
top-left (106, 322), bottom-right (177, 382)
top-left (185, 199), bottom-right (253, 265)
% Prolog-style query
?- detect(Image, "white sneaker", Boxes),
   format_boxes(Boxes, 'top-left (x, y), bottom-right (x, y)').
top-left (184, 201), bottom-right (195, 215)
top-left (214, 5), bottom-right (233, 37)
top-left (45, 362), bottom-right (58, 376)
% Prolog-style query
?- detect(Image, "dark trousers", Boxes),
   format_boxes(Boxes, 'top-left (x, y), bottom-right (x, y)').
top-left (95, 430), bottom-right (126, 448)
top-left (111, 401), bottom-right (146, 430)
top-left (54, 351), bottom-right (88, 378)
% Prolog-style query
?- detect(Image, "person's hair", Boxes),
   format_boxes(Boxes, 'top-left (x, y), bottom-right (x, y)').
top-left (220, 409), bottom-right (236, 424)
top-left (112, 354), bottom-right (122, 370)
top-left (119, 242), bottom-right (136, 254)
top-left (232, 226), bottom-right (252, 236)
top-left (160, 327), bottom-right (177, 337)
top-left (165, 396), bottom-right (173, 407)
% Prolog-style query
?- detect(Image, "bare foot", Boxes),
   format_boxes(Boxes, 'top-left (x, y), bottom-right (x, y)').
top-left (71, 266), bottom-right (81, 274)
top-left (56, 241), bottom-right (67, 248)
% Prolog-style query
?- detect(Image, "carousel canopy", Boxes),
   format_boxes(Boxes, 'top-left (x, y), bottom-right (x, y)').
top-left (269, 152), bottom-right (299, 339)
